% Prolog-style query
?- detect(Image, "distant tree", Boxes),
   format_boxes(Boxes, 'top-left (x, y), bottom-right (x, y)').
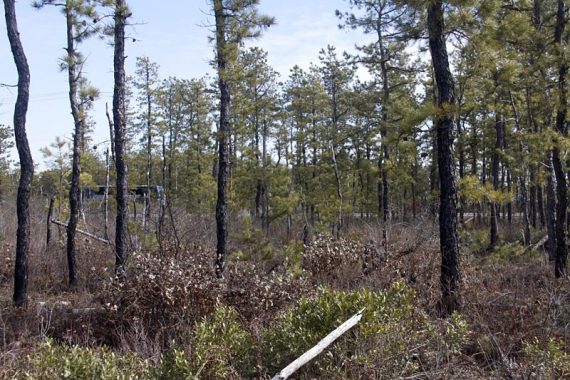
top-left (133, 56), bottom-right (160, 233)
top-left (211, 0), bottom-right (274, 278)
top-left (40, 137), bottom-right (70, 215)
top-left (4, 0), bottom-right (34, 307)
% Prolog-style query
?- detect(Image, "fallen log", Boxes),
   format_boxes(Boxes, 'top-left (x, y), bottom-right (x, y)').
top-left (51, 219), bottom-right (111, 245)
top-left (271, 308), bottom-right (365, 380)
top-left (531, 235), bottom-right (548, 251)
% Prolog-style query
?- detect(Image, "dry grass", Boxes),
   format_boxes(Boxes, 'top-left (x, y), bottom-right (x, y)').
top-left (0, 197), bottom-right (568, 378)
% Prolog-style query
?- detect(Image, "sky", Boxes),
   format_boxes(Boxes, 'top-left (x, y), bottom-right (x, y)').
top-left (0, 0), bottom-right (372, 170)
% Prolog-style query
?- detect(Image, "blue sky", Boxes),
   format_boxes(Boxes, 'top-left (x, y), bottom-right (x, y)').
top-left (0, 0), bottom-right (370, 169)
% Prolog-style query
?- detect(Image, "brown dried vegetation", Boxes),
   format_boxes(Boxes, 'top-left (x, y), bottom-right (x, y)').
top-left (0, 202), bottom-right (568, 378)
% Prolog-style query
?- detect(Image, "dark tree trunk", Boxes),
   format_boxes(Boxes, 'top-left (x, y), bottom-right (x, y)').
top-left (104, 148), bottom-right (110, 241)
top-left (458, 118), bottom-right (465, 223)
top-left (65, 2), bottom-right (81, 287)
top-left (378, 25), bottom-right (391, 246)
top-left (520, 172), bottom-right (532, 247)
top-left (546, 154), bottom-right (557, 260)
top-left (4, 0), bottom-right (33, 307)
top-left (428, 0), bottom-right (460, 315)
top-left (46, 195), bottom-right (54, 248)
top-left (530, 171), bottom-right (537, 228)
top-left (489, 113), bottom-right (503, 250)
top-left (553, 0), bottom-right (568, 278)
top-left (113, 0), bottom-right (129, 278)
top-left (214, 0), bottom-right (230, 278)
top-left (144, 68), bottom-right (152, 233)
top-left (507, 170), bottom-right (512, 224)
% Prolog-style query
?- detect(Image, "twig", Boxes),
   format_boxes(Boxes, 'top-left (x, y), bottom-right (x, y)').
top-left (51, 219), bottom-right (111, 245)
top-left (271, 308), bottom-right (365, 380)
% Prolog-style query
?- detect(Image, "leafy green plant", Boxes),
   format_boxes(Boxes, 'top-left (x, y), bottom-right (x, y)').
top-left (26, 339), bottom-right (150, 379)
top-left (261, 281), bottom-right (429, 378)
top-left (192, 304), bottom-right (254, 379)
top-left (524, 337), bottom-right (570, 379)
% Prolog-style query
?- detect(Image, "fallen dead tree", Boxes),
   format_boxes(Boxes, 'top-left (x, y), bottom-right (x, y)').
top-left (51, 219), bottom-right (110, 245)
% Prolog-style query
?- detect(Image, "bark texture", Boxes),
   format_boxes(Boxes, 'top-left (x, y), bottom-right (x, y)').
top-left (4, 0), bottom-right (33, 307)
top-left (553, 0), bottom-right (568, 278)
top-left (427, 0), bottom-right (460, 315)
top-left (113, 0), bottom-right (129, 277)
top-left (214, 0), bottom-right (230, 277)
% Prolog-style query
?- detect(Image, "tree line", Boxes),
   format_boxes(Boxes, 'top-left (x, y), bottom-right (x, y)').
top-left (3, 0), bottom-right (568, 315)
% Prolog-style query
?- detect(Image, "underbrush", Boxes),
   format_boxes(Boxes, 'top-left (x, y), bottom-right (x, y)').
top-left (0, 210), bottom-right (569, 379)
top-left (3, 283), bottom-right (474, 379)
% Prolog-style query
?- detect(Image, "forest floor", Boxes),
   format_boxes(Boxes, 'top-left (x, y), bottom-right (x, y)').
top-left (0, 203), bottom-right (569, 379)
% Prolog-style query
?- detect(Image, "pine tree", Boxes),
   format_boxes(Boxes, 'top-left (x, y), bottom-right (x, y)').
top-left (212, 0), bottom-right (274, 277)
top-left (33, 0), bottom-right (100, 287)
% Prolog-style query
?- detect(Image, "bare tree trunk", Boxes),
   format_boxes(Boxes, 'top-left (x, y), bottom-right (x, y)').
top-left (106, 103), bottom-right (115, 162)
top-left (546, 154), bottom-right (556, 259)
top-left (5, 0), bottom-right (33, 307)
top-left (331, 142), bottom-right (343, 238)
top-left (489, 113), bottom-right (503, 250)
top-left (104, 148), bottom-right (110, 241)
top-left (214, 0), bottom-right (230, 278)
top-left (113, 0), bottom-right (129, 278)
top-left (46, 195), bottom-right (54, 248)
top-left (428, 0), bottom-right (460, 315)
top-left (553, 0), bottom-right (568, 278)
top-left (65, 1), bottom-right (82, 287)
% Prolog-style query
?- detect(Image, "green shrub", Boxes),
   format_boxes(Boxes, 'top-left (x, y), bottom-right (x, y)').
top-left (261, 281), bottom-right (429, 378)
top-left (444, 312), bottom-right (470, 353)
top-left (25, 339), bottom-right (150, 379)
top-left (153, 349), bottom-right (195, 380)
top-left (192, 304), bottom-right (254, 379)
top-left (524, 337), bottom-right (570, 379)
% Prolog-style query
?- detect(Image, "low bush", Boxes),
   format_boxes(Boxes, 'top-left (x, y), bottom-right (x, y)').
top-left (261, 281), bottom-right (466, 378)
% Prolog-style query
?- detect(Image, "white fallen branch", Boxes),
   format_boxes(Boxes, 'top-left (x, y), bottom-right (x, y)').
top-left (271, 308), bottom-right (365, 380)
top-left (51, 219), bottom-right (111, 245)
top-left (531, 235), bottom-right (548, 251)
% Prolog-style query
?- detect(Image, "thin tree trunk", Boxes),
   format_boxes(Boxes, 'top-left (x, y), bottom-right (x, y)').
top-left (65, 1), bottom-right (82, 287)
top-left (46, 195), bottom-right (54, 248)
top-left (214, 0), bottom-right (230, 278)
top-left (489, 112), bottom-right (503, 250)
top-left (553, 0), bottom-right (568, 278)
top-left (428, 0), bottom-right (460, 315)
top-left (5, 0), bottom-right (33, 307)
top-left (546, 154), bottom-right (556, 259)
top-left (113, 0), bottom-right (129, 278)
top-left (104, 148), bottom-right (110, 241)
top-left (331, 142), bottom-right (343, 238)
top-left (520, 174), bottom-right (532, 246)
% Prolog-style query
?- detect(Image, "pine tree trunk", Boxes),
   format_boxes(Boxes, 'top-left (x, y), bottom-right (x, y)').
top-left (520, 175), bottom-right (532, 246)
top-left (65, 1), bottom-right (81, 287)
top-left (489, 113), bottom-right (503, 250)
top-left (428, 0), bottom-right (460, 315)
top-left (546, 154), bottom-right (556, 259)
top-left (113, 0), bottom-right (129, 278)
top-left (46, 195), bottom-right (54, 248)
top-left (5, 0), bottom-right (33, 307)
top-left (144, 84), bottom-right (152, 233)
top-left (214, 0), bottom-right (230, 278)
top-left (104, 148), bottom-right (110, 241)
top-left (553, 0), bottom-right (568, 278)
